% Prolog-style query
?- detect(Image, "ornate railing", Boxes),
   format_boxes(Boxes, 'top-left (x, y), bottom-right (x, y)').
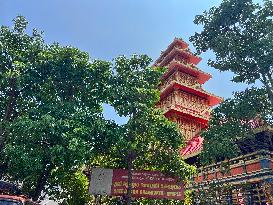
top-left (194, 150), bottom-right (273, 184)
top-left (190, 150), bottom-right (273, 205)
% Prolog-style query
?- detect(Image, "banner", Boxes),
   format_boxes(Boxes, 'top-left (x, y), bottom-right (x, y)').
top-left (89, 168), bottom-right (184, 200)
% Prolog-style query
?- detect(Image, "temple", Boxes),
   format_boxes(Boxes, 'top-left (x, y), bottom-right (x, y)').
top-left (155, 38), bottom-right (273, 204)
top-left (154, 38), bottom-right (222, 159)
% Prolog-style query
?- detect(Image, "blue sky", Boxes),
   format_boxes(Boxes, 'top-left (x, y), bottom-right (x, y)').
top-left (1, 0), bottom-right (262, 124)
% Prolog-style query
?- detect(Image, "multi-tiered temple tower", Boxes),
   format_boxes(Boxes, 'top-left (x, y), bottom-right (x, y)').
top-left (154, 38), bottom-right (223, 159)
top-left (155, 38), bottom-right (273, 204)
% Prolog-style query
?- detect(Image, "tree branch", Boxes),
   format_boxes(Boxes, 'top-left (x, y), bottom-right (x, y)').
top-left (266, 71), bottom-right (273, 88)
top-left (260, 73), bottom-right (273, 108)
top-left (0, 77), bottom-right (18, 152)
top-left (32, 161), bottom-right (53, 201)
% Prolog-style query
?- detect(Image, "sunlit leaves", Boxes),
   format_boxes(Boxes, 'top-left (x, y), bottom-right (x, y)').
top-left (190, 0), bottom-right (273, 106)
top-left (92, 55), bottom-right (196, 204)
top-left (0, 16), bottom-right (118, 202)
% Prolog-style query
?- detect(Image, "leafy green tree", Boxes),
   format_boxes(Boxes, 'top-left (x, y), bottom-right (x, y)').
top-left (0, 16), bottom-right (118, 202)
top-left (190, 0), bottom-right (273, 107)
top-left (46, 170), bottom-right (92, 205)
top-left (1, 16), bottom-right (195, 204)
top-left (91, 55), bottom-right (196, 205)
top-left (200, 87), bottom-right (272, 165)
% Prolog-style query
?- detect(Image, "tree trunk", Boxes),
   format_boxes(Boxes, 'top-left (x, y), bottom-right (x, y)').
top-left (0, 77), bottom-right (17, 152)
top-left (94, 195), bottom-right (101, 205)
top-left (0, 78), bottom-right (17, 179)
top-left (32, 162), bottom-right (53, 201)
top-left (0, 160), bottom-right (8, 178)
top-left (126, 150), bottom-right (133, 205)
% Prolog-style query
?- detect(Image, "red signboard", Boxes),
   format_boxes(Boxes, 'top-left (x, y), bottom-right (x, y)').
top-left (89, 168), bottom-right (184, 200)
top-left (112, 169), bottom-right (184, 200)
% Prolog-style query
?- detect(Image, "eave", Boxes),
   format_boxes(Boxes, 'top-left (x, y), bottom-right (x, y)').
top-left (154, 38), bottom-right (189, 66)
top-left (155, 47), bottom-right (201, 67)
top-left (164, 109), bottom-right (209, 127)
top-left (161, 60), bottom-right (212, 84)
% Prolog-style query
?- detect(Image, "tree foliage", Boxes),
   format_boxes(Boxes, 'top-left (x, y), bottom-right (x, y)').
top-left (47, 170), bottom-right (92, 205)
top-left (200, 87), bottom-right (272, 165)
top-left (190, 0), bottom-right (273, 106)
top-left (90, 55), bottom-right (195, 204)
top-left (1, 17), bottom-right (194, 204)
top-left (0, 16), bottom-right (119, 202)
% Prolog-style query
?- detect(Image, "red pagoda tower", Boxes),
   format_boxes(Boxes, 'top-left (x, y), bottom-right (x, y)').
top-left (154, 38), bottom-right (223, 159)
top-left (155, 38), bottom-right (273, 204)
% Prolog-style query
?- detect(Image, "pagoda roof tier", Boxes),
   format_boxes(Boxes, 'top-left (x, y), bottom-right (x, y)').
top-left (180, 135), bottom-right (204, 159)
top-left (160, 82), bottom-right (223, 107)
top-left (154, 40), bottom-right (201, 67)
top-left (161, 60), bottom-right (212, 84)
top-left (164, 108), bottom-right (209, 127)
top-left (156, 38), bottom-right (188, 62)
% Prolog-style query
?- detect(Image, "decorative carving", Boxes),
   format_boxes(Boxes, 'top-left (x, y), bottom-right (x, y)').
top-left (167, 58), bottom-right (201, 73)
top-left (175, 117), bottom-right (202, 141)
top-left (160, 70), bottom-right (202, 92)
top-left (158, 91), bottom-right (210, 120)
